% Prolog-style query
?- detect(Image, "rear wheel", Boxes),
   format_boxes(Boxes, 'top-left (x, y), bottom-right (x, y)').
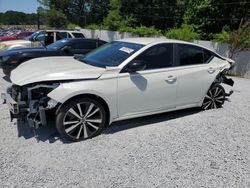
top-left (202, 84), bottom-right (226, 110)
top-left (56, 98), bottom-right (106, 142)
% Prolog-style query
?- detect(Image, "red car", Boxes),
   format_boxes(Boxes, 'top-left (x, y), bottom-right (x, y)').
top-left (0, 31), bottom-right (34, 42)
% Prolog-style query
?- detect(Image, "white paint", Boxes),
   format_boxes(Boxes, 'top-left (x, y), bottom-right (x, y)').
top-left (10, 38), bottom-right (231, 124)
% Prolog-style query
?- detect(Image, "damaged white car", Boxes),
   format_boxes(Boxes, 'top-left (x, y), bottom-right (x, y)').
top-left (2, 38), bottom-right (235, 142)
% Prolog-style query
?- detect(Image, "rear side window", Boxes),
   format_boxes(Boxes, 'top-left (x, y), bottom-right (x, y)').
top-left (72, 33), bottom-right (85, 38)
top-left (134, 43), bottom-right (173, 70)
top-left (177, 44), bottom-right (213, 66)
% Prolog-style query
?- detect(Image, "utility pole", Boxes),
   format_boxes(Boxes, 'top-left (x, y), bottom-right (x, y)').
top-left (37, 8), bottom-right (40, 30)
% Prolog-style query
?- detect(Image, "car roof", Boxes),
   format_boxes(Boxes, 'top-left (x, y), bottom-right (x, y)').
top-left (40, 30), bottom-right (83, 33)
top-left (117, 37), bottom-right (193, 45)
top-left (58, 38), bottom-right (107, 43)
top-left (117, 37), bottom-right (221, 55)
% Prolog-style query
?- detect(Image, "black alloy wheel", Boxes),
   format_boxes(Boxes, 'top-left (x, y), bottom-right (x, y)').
top-left (202, 84), bottom-right (226, 110)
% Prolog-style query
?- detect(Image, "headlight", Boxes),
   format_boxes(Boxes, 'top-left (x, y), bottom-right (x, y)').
top-left (0, 44), bottom-right (7, 50)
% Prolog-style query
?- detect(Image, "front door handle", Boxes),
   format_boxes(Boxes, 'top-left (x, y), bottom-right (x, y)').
top-left (208, 67), bottom-right (216, 74)
top-left (165, 75), bottom-right (177, 84)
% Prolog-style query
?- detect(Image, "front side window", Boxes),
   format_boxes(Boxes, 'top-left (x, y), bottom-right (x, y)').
top-left (177, 44), bottom-right (213, 66)
top-left (81, 41), bottom-right (144, 67)
top-left (132, 44), bottom-right (173, 70)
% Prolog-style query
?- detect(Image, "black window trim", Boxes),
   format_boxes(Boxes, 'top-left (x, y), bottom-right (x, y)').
top-left (175, 43), bottom-right (216, 67)
top-left (120, 43), bottom-right (175, 73)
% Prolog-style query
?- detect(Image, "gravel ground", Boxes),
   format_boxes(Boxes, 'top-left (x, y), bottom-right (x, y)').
top-left (0, 70), bottom-right (250, 188)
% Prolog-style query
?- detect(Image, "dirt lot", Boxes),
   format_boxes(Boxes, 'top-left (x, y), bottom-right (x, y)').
top-left (0, 71), bottom-right (250, 188)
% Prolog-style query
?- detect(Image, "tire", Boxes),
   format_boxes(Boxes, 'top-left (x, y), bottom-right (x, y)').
top-left (56, 98), bottom-right (106, 142)
top-left (202, 84), bottom-right (226, 110)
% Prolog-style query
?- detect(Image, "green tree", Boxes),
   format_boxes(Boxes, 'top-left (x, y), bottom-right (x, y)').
top-left (47, 8), bottom-right (68, 28)
top-left (120, 0), bottom-right (182, 30)
top-left (103, 0), bottom-right (134, 31)
top-left (214, 21), bottom-right (250, 58)
top-left (1, 11), bottom-right (27, 25)
top-left (184, 0), bottom-right (250, 39)
top-left (165, 24), bottom-right (200, 41)
top-left (38, 0), bottom-right (109, 27)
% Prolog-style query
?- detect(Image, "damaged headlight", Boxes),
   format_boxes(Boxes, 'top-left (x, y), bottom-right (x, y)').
top-left (27, 83), bottom-right (60, 101)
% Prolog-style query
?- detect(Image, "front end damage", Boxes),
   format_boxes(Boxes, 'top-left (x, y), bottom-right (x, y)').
top-left (1, 83), bottom-right (59, 139)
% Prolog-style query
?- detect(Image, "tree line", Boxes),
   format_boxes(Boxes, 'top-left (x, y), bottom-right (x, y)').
top-left (37, 0), bottom-right (250, 40)
top-left (0, 0), bottom-right (249, 51)
top-left (0, 11), bottom-right (37, 25)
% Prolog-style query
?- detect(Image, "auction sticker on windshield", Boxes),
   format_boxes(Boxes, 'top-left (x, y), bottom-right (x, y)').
top-left (119, 47), bottom-right (134, 54)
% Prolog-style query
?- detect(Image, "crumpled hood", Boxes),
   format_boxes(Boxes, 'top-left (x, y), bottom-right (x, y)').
top-left (11, 56), bottom-right (105, 86)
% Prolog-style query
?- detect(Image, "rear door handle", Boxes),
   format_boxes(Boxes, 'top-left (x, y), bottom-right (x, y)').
top-left (208, 67), bottom-right (216, 74)
top-left (165, 75), bottom-right (177, 84)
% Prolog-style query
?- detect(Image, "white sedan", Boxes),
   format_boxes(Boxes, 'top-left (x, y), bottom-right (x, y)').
top-left (3, 38), bottom-right (235, 142)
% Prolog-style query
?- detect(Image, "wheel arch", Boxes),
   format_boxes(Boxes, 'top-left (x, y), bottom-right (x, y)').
top-left (199, 72), bottom-right (223, 106)
top-left (55, 93), bottom-right (111, 126)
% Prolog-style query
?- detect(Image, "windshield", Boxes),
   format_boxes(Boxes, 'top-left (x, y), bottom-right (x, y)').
top-left (81, 41), bottom-right (144, 67)
top-left (47, 39), bottom-right (68, 50)
top-left (25, 31), bottom-right (39, 41)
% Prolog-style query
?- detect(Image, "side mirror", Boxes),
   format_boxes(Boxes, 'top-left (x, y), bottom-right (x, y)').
top-left (62, 46), bottom-right (71, 53)
top-left (126, 60), bottom-right (146, 73)
top-left (74, 54), bottom-right (85, 60)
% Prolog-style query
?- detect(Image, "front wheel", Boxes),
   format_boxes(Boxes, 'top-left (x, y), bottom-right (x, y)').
top-left (202, 84), bottom-right (226, 110)
top-left (56, 98), bottom-right (106, 142)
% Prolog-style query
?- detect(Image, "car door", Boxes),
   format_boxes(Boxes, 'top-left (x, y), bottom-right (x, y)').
top-left (117, 43), bottom-right (178, 118)
top-left (175, 44), bottom-right (220, 106)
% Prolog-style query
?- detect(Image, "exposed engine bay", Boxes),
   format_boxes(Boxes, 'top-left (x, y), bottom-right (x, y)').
top-left (3, 83), bottom-right (59, 139)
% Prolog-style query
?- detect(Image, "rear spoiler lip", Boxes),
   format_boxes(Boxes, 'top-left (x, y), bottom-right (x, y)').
top-left (218, 56), bottom-right (236, 70)
top-left (223, 57), bottom-right (235, 65)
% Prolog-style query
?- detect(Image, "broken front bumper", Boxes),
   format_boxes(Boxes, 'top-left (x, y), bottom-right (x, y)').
top-left (1, 92), bottom-right (27, 114)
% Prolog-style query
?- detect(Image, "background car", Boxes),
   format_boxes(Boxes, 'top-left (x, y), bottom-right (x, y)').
top-left (0, 29), bottom-right (86, 51)
top-left (0, 38), bottom-right (107, 76)
top-left (0, 31), bottom-right (34, 42)
top-left (3, 38), bottom-right (235, 142)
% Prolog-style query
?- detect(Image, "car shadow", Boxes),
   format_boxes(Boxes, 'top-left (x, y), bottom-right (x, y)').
top-left (16, 120), bottom-right (61, 143)
top-left (103, 107), bottom-right (201, 135)
top-left (16, 108), bottom-right (201, 143)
